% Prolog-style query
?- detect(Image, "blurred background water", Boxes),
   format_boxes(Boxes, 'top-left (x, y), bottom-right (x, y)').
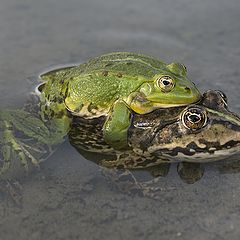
top-left (1, 0), bottom-right (240, 239)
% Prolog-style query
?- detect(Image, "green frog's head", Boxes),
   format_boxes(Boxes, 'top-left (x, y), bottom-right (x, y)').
top-left (129, 90), bottom-right (240, 164)
top-left (132, 63), bottom-right (201, 114)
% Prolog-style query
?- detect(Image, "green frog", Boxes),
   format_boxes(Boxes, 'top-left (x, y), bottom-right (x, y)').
top-left (0, 52), bottom-right (202, 175)
top-left (39, 52), bottom-right (201, 149)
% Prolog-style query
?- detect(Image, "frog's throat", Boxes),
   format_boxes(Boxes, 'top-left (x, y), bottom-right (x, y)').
top-left (126, 92), bottom-right (188, 114)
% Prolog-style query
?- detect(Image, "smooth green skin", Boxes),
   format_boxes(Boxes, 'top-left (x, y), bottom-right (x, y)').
top-left (40, 52), bottom-right (201, 148)
top-left (0, 52), bottom-right (201, 176)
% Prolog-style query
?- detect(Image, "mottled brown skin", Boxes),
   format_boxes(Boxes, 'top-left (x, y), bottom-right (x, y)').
top-left (69, 90), bottom-right (240, 170)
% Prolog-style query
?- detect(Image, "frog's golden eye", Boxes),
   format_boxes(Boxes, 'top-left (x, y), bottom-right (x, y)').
top-left (157, 76), bottom-right (175, 92)
top-left (181, 107), bottom-right (208, 131)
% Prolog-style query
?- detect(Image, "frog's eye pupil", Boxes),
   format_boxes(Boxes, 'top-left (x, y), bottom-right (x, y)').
top-left (163, 80), bottom-right (170, 86)
top-left (188, 114), bottom-right (200, 123)
top-left (157, 76), bottom-right (175, 92)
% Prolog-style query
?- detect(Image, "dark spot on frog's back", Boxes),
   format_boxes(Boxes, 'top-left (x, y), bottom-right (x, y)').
top-left (185, 87), bottom-right (191, 92)
top-left (117, 72), bottom-right (123, 78)
top-left (102, 70), bottom-right (108, 77)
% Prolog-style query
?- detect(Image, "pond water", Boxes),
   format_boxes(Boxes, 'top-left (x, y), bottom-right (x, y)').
top-left (1, 0), bottom-right (240, 239)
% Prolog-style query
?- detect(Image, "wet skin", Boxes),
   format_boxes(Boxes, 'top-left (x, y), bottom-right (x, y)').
top-left (69, 90), bottom-right (240, 170)
top-left (68, 90), bottom-right (240, 184)
top-left (1, 90), bottom-right (240, 186)
top-left (39, 52), bottom-right (201, 149)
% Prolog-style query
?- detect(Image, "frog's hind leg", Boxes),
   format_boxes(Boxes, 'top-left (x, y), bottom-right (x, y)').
top-left (0, 120), bottom-right (38, 175)
top-left (100, 167), bottom-right (145, 196)
top-left (100, 165), bottom-right (174, 199)
top-left (103, 100), bottom-right (131, 150)
top-left (0, 108), bottom-right (66, 177)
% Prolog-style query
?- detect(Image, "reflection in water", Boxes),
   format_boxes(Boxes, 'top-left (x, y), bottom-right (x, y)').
top-left (69, 144), bottom-right (240, 202)
top-left (216, 157), bottom-right (240, 174)
top-left (71, 127), bottom-right (240, 190)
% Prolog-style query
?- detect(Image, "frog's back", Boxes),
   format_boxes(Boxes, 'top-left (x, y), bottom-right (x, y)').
top-left (40, 52), bottom-right (168, 116)
top-left (39, 52), bottom-right (179, 118)
top-left (77, 52), bottom-right (166, 78)
top-left (41, 52), bottom-right (166, 82)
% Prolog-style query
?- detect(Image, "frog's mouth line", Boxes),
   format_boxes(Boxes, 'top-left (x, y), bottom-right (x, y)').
top-left (131, 91), bottom-right (202, 113)
top-left (149, 139), bottom-right (240, 163)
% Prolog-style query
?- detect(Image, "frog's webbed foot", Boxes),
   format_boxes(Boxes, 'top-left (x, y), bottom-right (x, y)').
top-left (101, 167), bottom-right (176, 199)
top-left (100, 167), bottom-right (139, 194)
top-left (101, 167), bottom-right (148, 196)
top-left (100, 163), bottom-right (174, 200)
top-left (0, 109), bottom-right (63, 176)
top-left (177, 162), bottom-right (205, 184)
top-left (0, 120), bottom-right (51, 176)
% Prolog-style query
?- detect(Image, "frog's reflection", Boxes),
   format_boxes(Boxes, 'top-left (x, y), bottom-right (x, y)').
top-left (68, 90), bottom-right (240, 185)
top-left (72, 146), bottom-right (240, 185)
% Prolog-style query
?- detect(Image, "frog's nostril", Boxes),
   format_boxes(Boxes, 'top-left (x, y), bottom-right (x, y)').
top-left (185, 87), bottom-right (191, 92)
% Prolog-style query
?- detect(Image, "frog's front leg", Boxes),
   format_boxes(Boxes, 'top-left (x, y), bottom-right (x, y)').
top-left (127, 91), bottom-right (155, 114)
top-left (103, 100), bottom-right (131, 150)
